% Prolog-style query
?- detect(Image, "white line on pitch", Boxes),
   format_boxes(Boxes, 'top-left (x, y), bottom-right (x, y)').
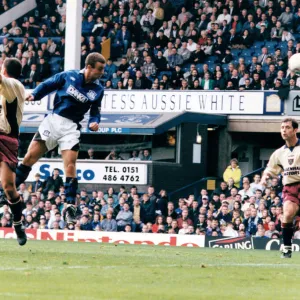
top-left (0, 263), bottom-right (298, 272)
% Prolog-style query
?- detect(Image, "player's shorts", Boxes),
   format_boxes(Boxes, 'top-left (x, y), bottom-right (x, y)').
top-left (282, 183), bottom-right (300, 206)
top-left (0, 133), bottom-right (18, 172)
top-left (34, 113), bottom-right (80, 152)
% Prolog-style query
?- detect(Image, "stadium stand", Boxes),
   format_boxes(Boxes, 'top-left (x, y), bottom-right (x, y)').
top-left (0, 0), bottom-right (295, 238)
top-left (0, 0), bottom-right (25, 15)
top-left (0, 159), bottom-right (287, 239)
top-left (0, 0), bottom-right (299, 92)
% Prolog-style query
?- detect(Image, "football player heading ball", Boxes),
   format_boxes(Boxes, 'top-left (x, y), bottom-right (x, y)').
top-left (16, 52), bottom-right (106, 225)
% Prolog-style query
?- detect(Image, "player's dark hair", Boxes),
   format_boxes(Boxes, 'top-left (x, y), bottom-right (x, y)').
top-left (85, 52), bottom-right (106, 68)
top-left (282, 118), bottom-right (298, 129)
top-left (3, 58), bottom-right (22, 79)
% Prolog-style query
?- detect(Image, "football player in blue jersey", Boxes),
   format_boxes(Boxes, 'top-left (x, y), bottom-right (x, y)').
top-left (15, 52), bottom-right (106, 224)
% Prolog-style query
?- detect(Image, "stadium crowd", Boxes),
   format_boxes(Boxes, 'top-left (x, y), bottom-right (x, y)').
top-left (0, 158), bottom-right (299, 239)
top-left (0, 0), bottom-right (300, 93)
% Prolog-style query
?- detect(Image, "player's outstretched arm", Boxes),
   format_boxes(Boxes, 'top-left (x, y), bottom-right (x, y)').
top-left (31, 71), bottom-right (67, 101)
top-left (260, 172), bottom-right (272, 186)
top-left (260, 151), bottom-right (282, 186)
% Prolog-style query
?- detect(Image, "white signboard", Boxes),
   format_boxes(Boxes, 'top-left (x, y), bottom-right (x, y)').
top-left (26, 161), bottom-right (148, 185)
top-left (24, 89), bottom-right (52, 112)
top-left (101, 90), bottom-right (264, 114)
top-left (24, 90), bottom-right (266, 114)
top-left (23, 98), bottom-right (49, 112)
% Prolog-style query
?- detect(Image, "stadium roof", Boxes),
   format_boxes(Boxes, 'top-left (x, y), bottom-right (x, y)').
top-left (20, 112), bottom-right (227, 135)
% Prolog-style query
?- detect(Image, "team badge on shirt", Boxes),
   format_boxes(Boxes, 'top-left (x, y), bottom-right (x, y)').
top-left (43, 130), bottom-right (50, 137)
top-left (87, 90), bottom-right (97, 100)
top-left (288, 158), bottom-right (294, 165)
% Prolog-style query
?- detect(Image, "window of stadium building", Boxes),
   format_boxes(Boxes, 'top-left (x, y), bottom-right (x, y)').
top-left (18, 131), bottom-right (177, 162)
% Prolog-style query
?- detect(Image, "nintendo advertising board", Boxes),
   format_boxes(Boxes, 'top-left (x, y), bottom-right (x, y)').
top-left (1, 229), bottom-right (300, 251)
top-left (0, 228), bottom-right (205, 247)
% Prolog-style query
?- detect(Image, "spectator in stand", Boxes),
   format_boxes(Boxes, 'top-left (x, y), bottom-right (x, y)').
top-left (140, 9), bottom-right (155, 35)
top-left (23, 64), bottom-right (39, 88)
top-left (250, 174), bottom-right (264, 193)
top-left (200, 72), bottom-right (214, 90)
top-left (31, 173), bottom-right (43, 193)
top-left (141, 193), bottom-right (156, 224)
top-left (131, 197), bottom-right (145, 232)
top-left (101, 211), bottom-right (117, 232)
top-left (103, 58), bottom-right (117, 80)
top-left (42, 168), bottom-right (63, 196)
top-left (37, 57), bottom-right (51, 81)
top-left (141, 149), bottom-right (152, 161)
top-left (8, 20), bottom-right (22, 36)
top-left (57, 0), bottom-right (67, 17)
top-left (115, 25), bottom-right (131, 55)
top-left (244, 208), bottom-right (262, 236)
top-left (265, 221), bottom-right (279, 238)
top-left (212, 182), bottom-right (229, 198)
top-left (177, 209), bottom-right (193, 229)
top-left (223, 158), bottom-right (242, 188)
top-left (167, 48), bottom-right (183, 69)
top-left (141, 55), bottom-right (156, 77)
top-left (116, 203), bottom-right (133, 231)
top-left (82, 15), bottom-right (95, 36)
top-left (105, 150), bottom-right (123, 160)
top-left (0, 26), bottom-right (9, 37)
top-left (178, 42), bottom-right (190, 62)
top-left (128, 150), bottom-right (141, 161)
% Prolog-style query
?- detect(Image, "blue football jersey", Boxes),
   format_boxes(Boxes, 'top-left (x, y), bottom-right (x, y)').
top-left (32, 69), bottom-right (104, 127)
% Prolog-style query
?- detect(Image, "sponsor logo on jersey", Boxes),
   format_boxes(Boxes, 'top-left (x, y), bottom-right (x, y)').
top-left (87, 90), bottom-right (97, 100)
top-left (43, 130), bottom-right (50, 137)
top-left (66, 85), bottom-right (88, 103)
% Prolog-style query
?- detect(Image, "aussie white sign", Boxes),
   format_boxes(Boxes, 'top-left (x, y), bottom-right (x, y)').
top-left (26, 161), bottom-right (148, 184)
top-left (24, 90), bottom-right (266, 114)
top-left (101, 91), bottom-right (264, 114)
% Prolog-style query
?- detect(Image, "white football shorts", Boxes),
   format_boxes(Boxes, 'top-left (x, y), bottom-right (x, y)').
top-left (35, 113), bottom-right (80, 151)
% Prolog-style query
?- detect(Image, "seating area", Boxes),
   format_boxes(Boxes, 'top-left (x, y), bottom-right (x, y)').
top-left (0, 0), bottom-right (24, 14)
top-left (0, 0), bottom-right (299, 92)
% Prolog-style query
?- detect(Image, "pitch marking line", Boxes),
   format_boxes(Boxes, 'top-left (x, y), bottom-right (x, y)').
top-left (0, 263), bottom-right (299, 272)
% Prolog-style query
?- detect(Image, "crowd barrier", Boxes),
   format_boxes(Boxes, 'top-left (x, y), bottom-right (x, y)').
top-left (1, 228), bottom-right (299, 251)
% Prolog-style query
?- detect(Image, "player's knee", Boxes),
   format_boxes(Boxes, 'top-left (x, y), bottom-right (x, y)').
top-left (3, 182), bottom-right (15, 199)
top-left (65, 162), bottom-right (76, 175)
top-left (284, 202), bottom-right (298, 219)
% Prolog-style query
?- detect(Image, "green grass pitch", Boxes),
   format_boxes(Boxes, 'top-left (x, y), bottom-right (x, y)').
top-left (0, 239), bottom-right (299, 300)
